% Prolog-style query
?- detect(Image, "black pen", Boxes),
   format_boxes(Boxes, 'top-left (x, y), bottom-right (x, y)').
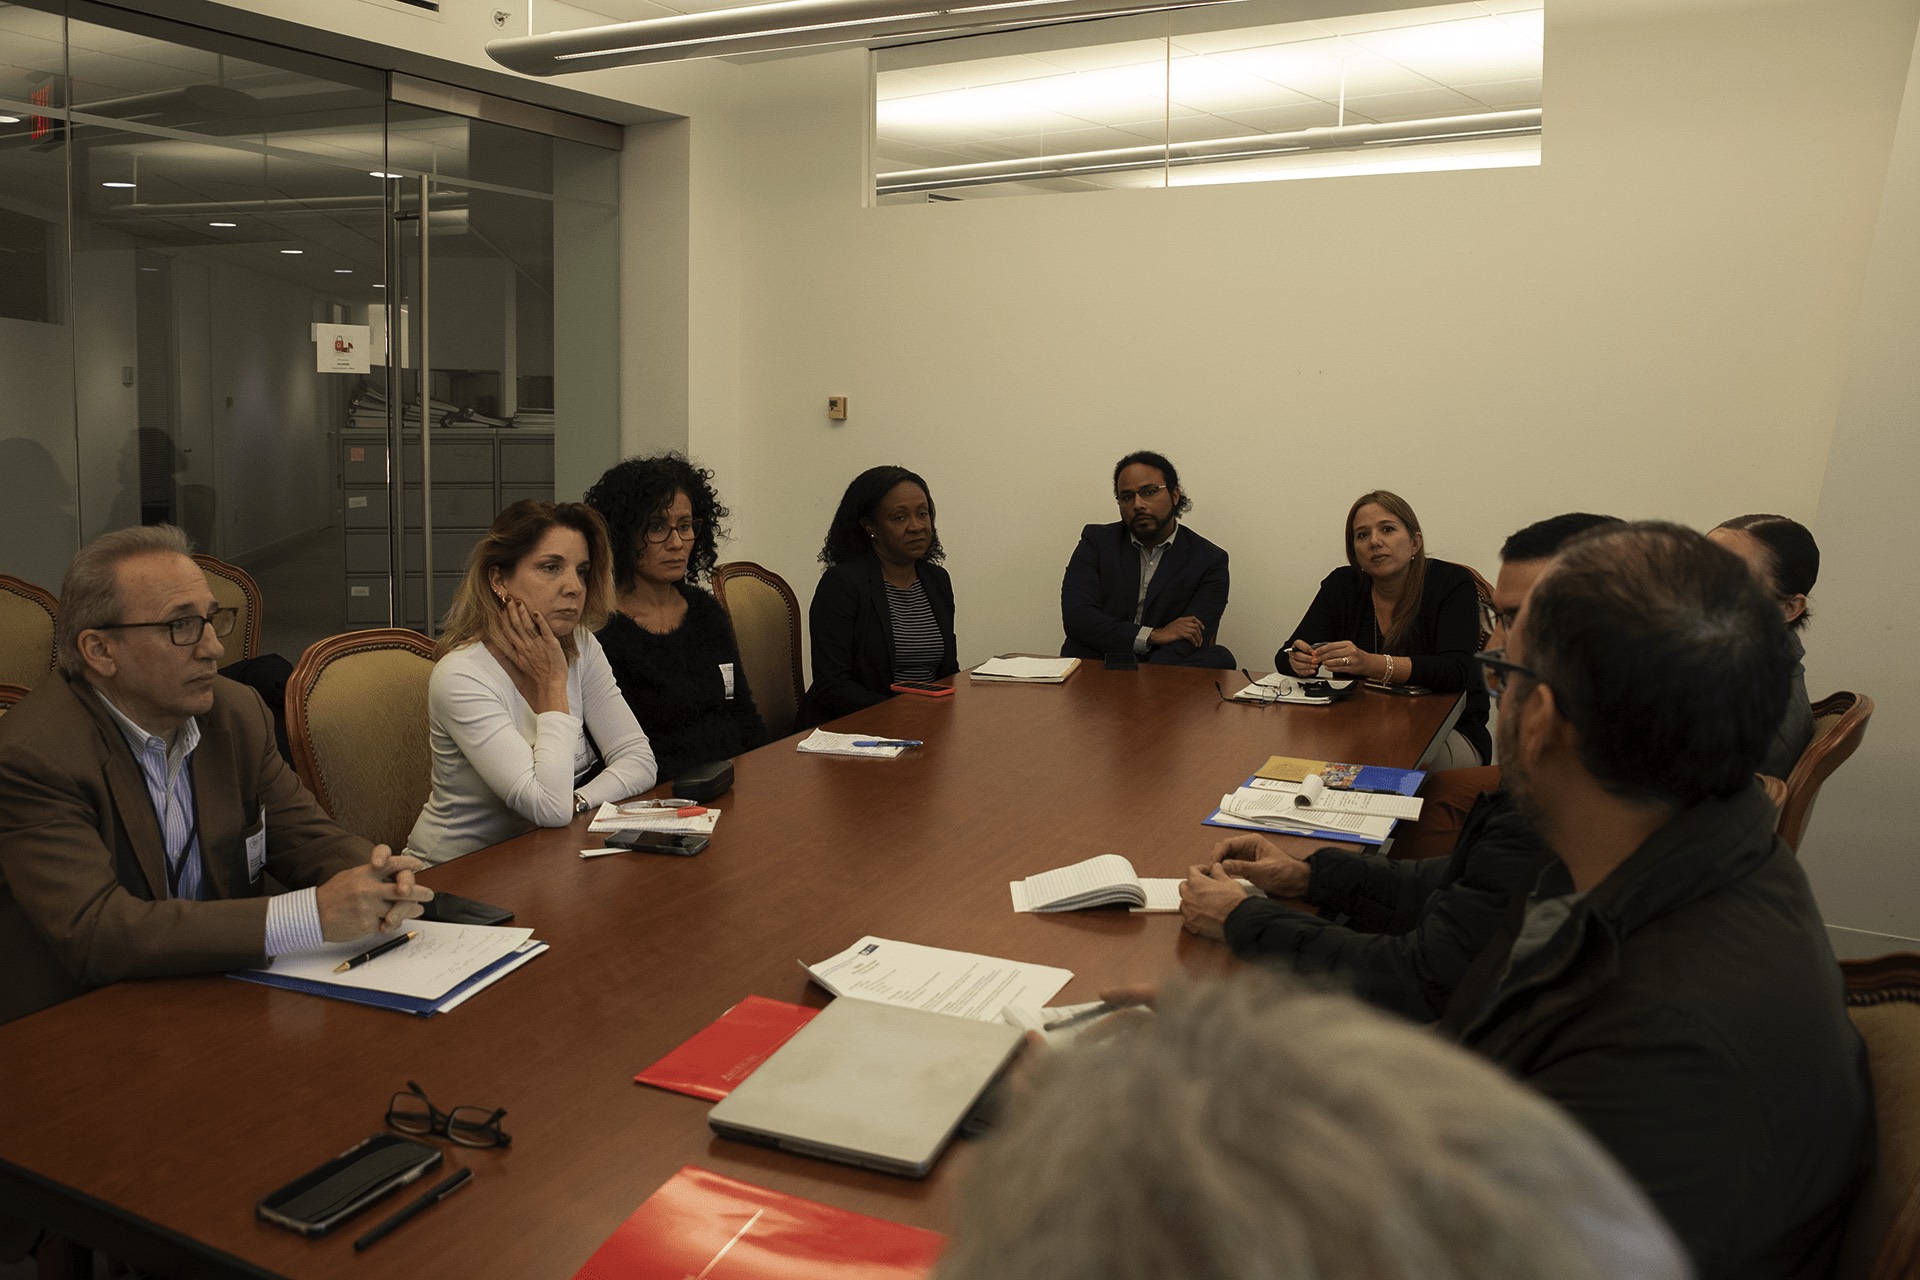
top-left (332, 930), bottom-right (417, 974)
top-left (352, 1167), bottom-right (472, 1251)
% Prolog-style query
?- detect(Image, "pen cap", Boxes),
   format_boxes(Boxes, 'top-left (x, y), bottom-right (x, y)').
top-left (673, 759), bottom-right (734, 804)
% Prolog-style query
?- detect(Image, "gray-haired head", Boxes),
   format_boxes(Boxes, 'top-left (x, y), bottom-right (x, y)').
top-left (55, 525), bottom-right (193, 676)
top-left (938, 975), bottom-right (1688, 1280)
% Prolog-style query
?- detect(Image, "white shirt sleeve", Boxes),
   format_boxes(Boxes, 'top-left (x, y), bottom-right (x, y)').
top-left (435, 647), bottom-right (584, 829)
top-left (264, 887), bottom-right (325, 956)
top-left (574, 631), bottom-right (659, 806)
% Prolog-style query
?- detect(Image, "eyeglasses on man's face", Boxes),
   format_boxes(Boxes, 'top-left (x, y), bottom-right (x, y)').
top-left (643, 517), bottom-right (702, 545)
top-left (95, 607), bottom-right (238, 648)
top-left (1115, 483), bottom-right (1166, 506)
top-left (1474, 648), bottom-right (1544, 701)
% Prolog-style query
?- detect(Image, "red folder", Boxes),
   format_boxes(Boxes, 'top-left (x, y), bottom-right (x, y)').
top-left (573, 1165), bottom-right (946, 1279)
top-left (634, 995), bottom-right (819, 1101)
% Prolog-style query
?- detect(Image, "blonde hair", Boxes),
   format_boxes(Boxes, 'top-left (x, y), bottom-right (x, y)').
top-left (939, 975), bottom-right (1688, 1280)
top-left (436, 500), bottom-right (614, 661)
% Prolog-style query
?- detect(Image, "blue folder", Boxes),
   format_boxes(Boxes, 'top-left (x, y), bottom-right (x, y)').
top-left (228, 942), bottom-right (545, 1016)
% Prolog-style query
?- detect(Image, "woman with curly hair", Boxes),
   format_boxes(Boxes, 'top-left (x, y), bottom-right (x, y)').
top-left (584, 454), bottom-right (766, 779)
top-left (799, 464), bottom-right (957, 728)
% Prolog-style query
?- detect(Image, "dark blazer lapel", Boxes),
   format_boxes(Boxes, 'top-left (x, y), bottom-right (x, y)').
top-left (191, 715), bottom-right (245, 899)
top-left (1108, 523), bottom-right (1142, 618)
top-left (73, 684), bottom-right (170, 900)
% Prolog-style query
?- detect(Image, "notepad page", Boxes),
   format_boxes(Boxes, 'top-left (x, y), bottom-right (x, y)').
top-left (973, 656), bottom-right (1078, 680)
top-left (1021, 854), bottom-right (1140, 910)
top-left (1220, 789), bottom-right (1397, 841)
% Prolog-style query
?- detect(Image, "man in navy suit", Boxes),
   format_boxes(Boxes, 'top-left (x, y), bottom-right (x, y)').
top-left (1060, 451), bottom-right (1234, 668)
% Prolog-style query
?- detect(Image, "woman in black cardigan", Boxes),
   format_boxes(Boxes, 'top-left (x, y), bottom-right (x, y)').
top-left (584, 453), bottom-right (767, 780)
top-left (800, 465), bottom-right (957, 728)
top-left (1279, 490), bottom-right (1490, 766)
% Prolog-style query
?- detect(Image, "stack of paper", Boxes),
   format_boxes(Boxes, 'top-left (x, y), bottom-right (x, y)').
top-left (589, 802), bottom-right (721, 836)
top-left (1224, 673), bottom-right (1356, 704)
top-left (230, 920), bottom-right (545, 1016)
top-left (796, 729), bottom-right (907, 758)
top-left (969, 656), bottom-right (1081, 683)
top-left (804, 936), bottom-right (1071, 1022)
top-left (1208, 781), bottom-right (1415, 844)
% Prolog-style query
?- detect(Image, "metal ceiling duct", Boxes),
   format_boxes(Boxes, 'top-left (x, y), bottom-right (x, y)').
top-left (876, 108), bottom-right (1543, 194)
top-left (486, 0), bottom-right (1247, 74)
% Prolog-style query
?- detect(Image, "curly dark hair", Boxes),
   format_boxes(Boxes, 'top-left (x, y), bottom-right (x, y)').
top-left (583, 452), bottom-right (731, 588)
top-left (819, 465), bottom-right (944, 566)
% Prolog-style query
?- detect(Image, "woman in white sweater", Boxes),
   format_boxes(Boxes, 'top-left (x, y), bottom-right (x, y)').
top-left (406, 500), bottom-right (658, 864)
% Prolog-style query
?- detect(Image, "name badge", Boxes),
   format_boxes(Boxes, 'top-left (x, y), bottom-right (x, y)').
top-left (246, 805), bottom-right (267, 883)
top-left (720, 662), bottom-right (736, 699)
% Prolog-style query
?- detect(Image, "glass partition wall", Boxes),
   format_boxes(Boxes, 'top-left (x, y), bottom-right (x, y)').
top-left (0, 1), bottom-right (619, 660)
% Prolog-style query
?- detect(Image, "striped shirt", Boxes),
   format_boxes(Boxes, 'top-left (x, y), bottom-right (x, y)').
top-left (93, 688), bottom-right (323, 956)
top-left (885, 578), bottom-right (944, 681)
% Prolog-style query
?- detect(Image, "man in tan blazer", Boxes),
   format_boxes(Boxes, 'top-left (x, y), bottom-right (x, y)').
top-left (0, 525), bottom-right (433, 1026)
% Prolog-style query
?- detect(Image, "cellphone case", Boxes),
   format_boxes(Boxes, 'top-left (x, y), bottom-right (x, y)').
top-left (674, 759), bottom-right (734, 803)
top-left (256, 1134), bottom-right (441, 1237)
top-left (889, 681), bottom-right (953, 697)
top-left (423, 891), bottom-right (515, 926)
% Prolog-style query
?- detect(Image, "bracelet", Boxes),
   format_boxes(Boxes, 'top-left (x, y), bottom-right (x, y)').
top-left (1384, 655), bottom-right (1395, 684)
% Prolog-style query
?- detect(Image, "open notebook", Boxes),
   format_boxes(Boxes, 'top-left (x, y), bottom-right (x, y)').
top-left (1010, 854), bottom-right (1250, 913)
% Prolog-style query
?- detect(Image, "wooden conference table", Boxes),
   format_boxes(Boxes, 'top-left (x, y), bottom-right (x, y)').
top-left (0, 665), bottom-right (1460, 1279)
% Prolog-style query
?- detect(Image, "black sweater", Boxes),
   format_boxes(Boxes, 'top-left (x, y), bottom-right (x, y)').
top-left (1223, 791), bottom-right (1550, 1021)
top-left (598, 585), bottom-right (767, 782)
top-left (1280, 558), bottom-right (1490, 762)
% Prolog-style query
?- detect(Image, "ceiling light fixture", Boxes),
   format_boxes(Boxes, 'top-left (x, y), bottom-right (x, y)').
top-left (335, 269), bottom-right (354, 274)
top-left (370, 171), bottom-right (402, 179)
top-left (875, 108), bottom-right (1540, 194)
top-left (372, 283), bottom-right (386, 289)
top-left (101, 181), bottom-right (136, 188)
top-left (487, 0), bottom-right (1246, 73)
top-left (0, 115), bottom-right (21, 124)
top-left (209, 221), bottom-right (237, 228)
top-left (280, 249), bottom-right (304, 255)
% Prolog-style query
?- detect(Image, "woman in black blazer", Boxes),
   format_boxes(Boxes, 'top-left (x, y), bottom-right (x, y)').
top-left (1280, 490), bottom-right (1490, 766)
top-left (800, 465), bottom-right (957, 727)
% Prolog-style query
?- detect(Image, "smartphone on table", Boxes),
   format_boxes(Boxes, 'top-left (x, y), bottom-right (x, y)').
top-left (890, 680), bottom-right (954, 697)
top-left (608, 829), bottom-right (710, 857)
top-left (256, 1133), bottom-right (441, 1237)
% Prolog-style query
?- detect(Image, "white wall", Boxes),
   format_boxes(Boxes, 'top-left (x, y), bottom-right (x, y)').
top-left (1801, 29), bottom-right (1920, 937)
top-left (203, 0), bottom-right (1920, 934)
top-left (712, 0), bottom-right (1919, 680)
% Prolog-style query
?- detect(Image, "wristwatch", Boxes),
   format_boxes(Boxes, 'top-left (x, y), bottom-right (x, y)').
top-left (573, 792), bottom-right (592, 815)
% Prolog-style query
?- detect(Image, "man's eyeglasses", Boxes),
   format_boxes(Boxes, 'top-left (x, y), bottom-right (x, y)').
top-left (386, 1081), bottom-right (511, 1148)
top-left (642, 518), bottom-right (702, 545)
top-left (94, 607), bottom-right (238, 648)
top-left (1474, 648), bottom-right (1543, 701)
top-left (1115, 484), bottom-right (1166, 506)
top-left (1477, 600), bottom-right (1517, 638)
top-left (1215, 671), bottom-right (1298, 705)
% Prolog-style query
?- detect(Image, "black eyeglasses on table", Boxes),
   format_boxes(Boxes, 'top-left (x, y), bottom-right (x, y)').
top-left (387, 1081), bottom-right (511, 1148)
top-left (93, 607), bottom-right (238, 647)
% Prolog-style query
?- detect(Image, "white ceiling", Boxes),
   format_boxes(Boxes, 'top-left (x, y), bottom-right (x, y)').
top-left (871, 0), bottom-right (1543, 195)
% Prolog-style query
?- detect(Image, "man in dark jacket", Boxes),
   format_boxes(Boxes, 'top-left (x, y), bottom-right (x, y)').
top-left (1059, 450), bottom-right (1233, 668)
top-left (1438, 521), bottom-right (1868, 1280)
top-left (1177, 513), bottom-right (1617, 1021)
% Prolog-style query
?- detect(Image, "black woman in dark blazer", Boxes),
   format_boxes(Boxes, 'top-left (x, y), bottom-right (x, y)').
top-left (800, 465), bottom-right (957, 728)
top-left (1281, 490), bottom-right (1490, 766)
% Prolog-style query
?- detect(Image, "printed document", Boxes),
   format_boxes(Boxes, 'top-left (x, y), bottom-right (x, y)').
top-left (804, 936), bottom-right (1071, 1022)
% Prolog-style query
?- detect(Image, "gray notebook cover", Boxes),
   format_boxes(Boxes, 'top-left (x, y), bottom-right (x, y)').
top-left (707, 997), bottom-right (1022, 1178)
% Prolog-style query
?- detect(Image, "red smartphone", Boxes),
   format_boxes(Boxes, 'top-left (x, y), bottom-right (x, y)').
top-left (891, 680), bottom-right (954, 698)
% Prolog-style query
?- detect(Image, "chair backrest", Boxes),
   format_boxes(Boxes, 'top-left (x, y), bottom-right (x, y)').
top-left (0, 682), bottom-right (29, 715)
top-left (712, 561), bottom-right (804, 740)
top-left (287, 629), bottom-right (437, 851)
top-left (1778, 691), bottom-right (1874, 852)
top-left (192, 554), bottom-right (262, 664)
top-left (1465, 564), bottom-right (1495, 652)
top-left (0, 574), bottom-right (58, 690)
top-left (1835, 953), bottom-right (1920, 1280)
